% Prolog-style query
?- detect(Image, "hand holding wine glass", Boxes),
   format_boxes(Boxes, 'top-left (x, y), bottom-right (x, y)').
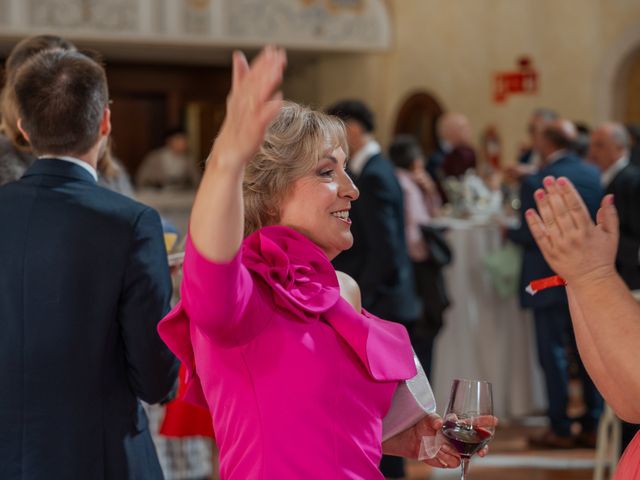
top-left (442, 379), bottom-right (496, 479)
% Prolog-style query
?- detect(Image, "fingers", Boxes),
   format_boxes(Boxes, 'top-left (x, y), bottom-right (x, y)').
top-left (425, 412), bottom-right (444, 431)
top-left (436, 449), bottom-right (461, 468)
top-left (248, 46), bottom-right (287, 105)
top-left (525, 208), bottom-right (554, 257)
top-left (597, 194), bottom-right (619, 234)
top-left (231, 51), bottom-right (249, 92)
top-left (556, 176), bottom-right (593, 231)
top-left (542, 177), bottom-right (577, 235)
top-left (531, 186), bottom-right (562, 246)
top-left (472, 415), bottom-right (499, 429)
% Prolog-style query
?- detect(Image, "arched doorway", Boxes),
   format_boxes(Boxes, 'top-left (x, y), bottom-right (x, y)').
top-left (393, 91), bottom-right (444, 156)
top-left (596, 25), bottom-right (640, 122)
top-left (623, 48), bottom-right (640, 124)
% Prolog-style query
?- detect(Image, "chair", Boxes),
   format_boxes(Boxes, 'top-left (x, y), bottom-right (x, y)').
top-left (593, 404), bottom-right (622, 480)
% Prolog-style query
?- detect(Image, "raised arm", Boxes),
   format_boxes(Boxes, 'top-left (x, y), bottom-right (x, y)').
top-left (189, 46), bottom-right (286, 262)
top-left (526, 176), bottom-right (640, 422)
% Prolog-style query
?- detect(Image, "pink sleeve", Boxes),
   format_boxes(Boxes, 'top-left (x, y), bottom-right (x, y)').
top-left (180, 236), bottom-right (271, 346)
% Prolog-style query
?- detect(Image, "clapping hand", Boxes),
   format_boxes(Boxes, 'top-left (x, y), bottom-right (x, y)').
top-left (525, 176), bottom-right (618, 286)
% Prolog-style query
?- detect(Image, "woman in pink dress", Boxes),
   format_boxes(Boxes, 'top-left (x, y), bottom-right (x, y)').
top-left (526, 176), bottom-right (640, 478)
top-left (157, 46), bottom-right (461, 479)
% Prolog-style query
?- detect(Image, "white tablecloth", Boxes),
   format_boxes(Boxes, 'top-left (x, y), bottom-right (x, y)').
top-left (430, 216), bottom-right (546, 419)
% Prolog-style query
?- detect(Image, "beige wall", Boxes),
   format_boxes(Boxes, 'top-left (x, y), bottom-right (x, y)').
top-left (284, 0), bottom-right (640, 164)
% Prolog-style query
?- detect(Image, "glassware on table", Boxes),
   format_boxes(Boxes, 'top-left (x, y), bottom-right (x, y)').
top-left (441, 379), bottom-right (495, 479)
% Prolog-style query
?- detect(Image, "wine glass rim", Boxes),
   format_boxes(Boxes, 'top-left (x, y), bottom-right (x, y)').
top-left (452, 378), bottom-right (492, 385)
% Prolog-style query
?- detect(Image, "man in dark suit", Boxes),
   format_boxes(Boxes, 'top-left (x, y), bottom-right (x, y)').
top-left (588, 122), bottom-right (640, 449)
top-left (327, 100), bottom-right (421, 480)
top-left (0, 49), bottom-right (179, 479)
top-left (508, 119), bottom-right (604, 449)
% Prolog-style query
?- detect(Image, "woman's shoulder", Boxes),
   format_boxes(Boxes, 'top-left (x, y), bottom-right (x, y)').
top-left (336, 271), bottom-right (361, 313)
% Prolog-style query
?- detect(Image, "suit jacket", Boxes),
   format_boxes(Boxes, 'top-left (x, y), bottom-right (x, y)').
top-left (333, 153), bottom-right (420, 323)
top-left (442, 145), bottom-right (477, 178)
top-left (606, 163), bottom-right (640, 289)
top-left (508, 153), bottom-right (603, 309)
top-left (0, 159), bottom-right (179, 480)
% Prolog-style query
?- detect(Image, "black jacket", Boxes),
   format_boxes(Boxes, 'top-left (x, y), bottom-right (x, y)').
top-left (333, 153), bottom-right (420, 323)
top-left (0, 159), bottom-right (179, 479)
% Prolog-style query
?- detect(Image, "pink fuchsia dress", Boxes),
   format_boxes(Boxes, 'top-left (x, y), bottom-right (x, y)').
top-left (158, 225), bottom-right (417, 480)
top-left (615, 432), bottom-right (640, 479)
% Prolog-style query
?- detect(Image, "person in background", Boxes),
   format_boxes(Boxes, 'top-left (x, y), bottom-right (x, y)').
top-left (587, 122), bottom-right (640, 450)
top-left (573, 122), bottom-right (591, 159)
top-left (438, 112), bottom-right (476, 178)
top-left (136, 127), bottom-right (200, 189)
top-left (0, 35), bottom-right (76, 185)
top-left (326, 99), bottom-right (422, 480)
top-left (389, 134), bottom-right (446, 377)
top-left (625, 123), bottom-right (640, 167)
top-left (0, 48), bottom-right (178, 479)
top-left (525, 176), bottom-right (640, 478)
top-left (508, 119), bottom-right (603, 449)
top-left (507, 108), bottom-right (558, 182)
top-left (0, 35), bottom-right (135, 196)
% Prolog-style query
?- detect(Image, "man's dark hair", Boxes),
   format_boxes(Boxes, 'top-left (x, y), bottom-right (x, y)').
top-left (163, 126), bottom-right (187, 141)
top-left (542, 125), bottom-right (573, 150)
top-left (326, 99), bottom-right (375, 133)
top-left (14, 49), bottom-right (108, 156)
top-left (389, 134), bottom-right (423, 170)
top-left (5, 35), bottom-right (76, 81)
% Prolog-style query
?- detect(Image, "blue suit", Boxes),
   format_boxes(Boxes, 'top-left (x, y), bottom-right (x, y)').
top-left (0, 159), bottom-right (179, 479)
top-left (333, 153), bottom-right (420, 323)
top-left (508, 152), bottom-right (603, 436)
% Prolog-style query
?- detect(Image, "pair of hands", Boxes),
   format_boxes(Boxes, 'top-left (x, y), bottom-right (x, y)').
top-left (382, 413), bottom-right (491, 469)
top-left (525, 176), bottom-right (618, 286)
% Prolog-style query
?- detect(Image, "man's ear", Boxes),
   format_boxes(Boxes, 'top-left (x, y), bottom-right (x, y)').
top-left (100, 107), bottom-right (111, 137)
top-left (17, 118), bottom-right (30, 142)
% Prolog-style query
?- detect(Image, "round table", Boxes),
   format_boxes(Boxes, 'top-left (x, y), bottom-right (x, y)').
top-left (430, 215), bottom-right (546, 419)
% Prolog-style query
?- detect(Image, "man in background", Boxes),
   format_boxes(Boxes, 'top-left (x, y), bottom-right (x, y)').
top-left (508, 119), bottom-right (603, 449)
top-left (327, 100), bottom-right (421, 480)
top-left (136, 127), bottom-right (200, 189)
top-left (0, 49), bottom-right (178, 479)
top-left (438, 112), bottom-right (476, 178)
top-left (588, 122), bottom-right (640, 451)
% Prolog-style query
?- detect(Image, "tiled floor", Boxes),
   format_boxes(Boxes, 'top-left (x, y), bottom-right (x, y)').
top-left (405, 422), bottom-right (606, 480)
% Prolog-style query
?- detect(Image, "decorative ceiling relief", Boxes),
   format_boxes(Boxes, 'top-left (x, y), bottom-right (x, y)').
top-left (227, 0), bottom-right (389, 49)
top-left (28, 0), bottom-right (138, 31)
top-left (0, 0), bottom-right (390, 51)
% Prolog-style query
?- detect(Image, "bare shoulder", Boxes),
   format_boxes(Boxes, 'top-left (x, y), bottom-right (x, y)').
top-left (336, 271), bottom-right (362, 312)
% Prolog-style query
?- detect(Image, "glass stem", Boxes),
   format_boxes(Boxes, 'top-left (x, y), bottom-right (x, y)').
top-left (460, 457), bottom-right (470, 480)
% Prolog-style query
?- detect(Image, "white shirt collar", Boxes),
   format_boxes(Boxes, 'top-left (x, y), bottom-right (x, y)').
top-left (39, 155), bottom-right (98, 181)
top-left (545, 149), bottom-right (568, 166)
top-left (348, 139), bottom-right (381, 176)
top-left (601, 155), bottom-right (629, 188)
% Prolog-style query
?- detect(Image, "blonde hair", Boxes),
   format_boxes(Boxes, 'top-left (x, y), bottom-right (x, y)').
top-left (243, 101), bottom-right (348, 236)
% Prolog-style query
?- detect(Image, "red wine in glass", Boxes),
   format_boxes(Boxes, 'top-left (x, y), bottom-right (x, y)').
top-left (442, 419), bottom-right (493, 457)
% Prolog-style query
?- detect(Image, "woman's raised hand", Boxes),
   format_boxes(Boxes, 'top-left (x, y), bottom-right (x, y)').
top-left (210, 46), bottom-right (287, 170)
top-left (189, 46), bottom-right (286, 261)
top-left (525, 176), bottom-right (618, 285)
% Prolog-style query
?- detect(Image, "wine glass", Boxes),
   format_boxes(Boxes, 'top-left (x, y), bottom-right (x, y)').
top-left (441, 379), bottom-right (495, 479)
